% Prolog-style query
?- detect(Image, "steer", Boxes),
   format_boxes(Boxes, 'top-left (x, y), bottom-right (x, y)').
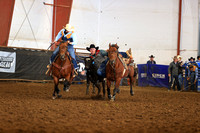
top-left (84, 57), bottom-right (105, 97)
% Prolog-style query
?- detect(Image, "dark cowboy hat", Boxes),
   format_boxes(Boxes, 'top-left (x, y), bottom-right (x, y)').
top-left (86, 44), bottom-right (99, 51)
top-left (188, 57), bottom-right (195, 61)
top-left (149, 55), bottom-right (155, 58)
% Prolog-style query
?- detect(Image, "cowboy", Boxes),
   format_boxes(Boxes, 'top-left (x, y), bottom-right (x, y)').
top-left (81, 44), bottom-right (108, 77)
top-left (177, 55), bottom-right (184, 89)
top-left (187, 64), bottom-right (198, 91)
top-left (168, 56), bottom-right (181, 91)
top-left (147, 55), bottom-right (156, 64)
top-left (47, 24), bottom-right (78, 74)
top-left (188, 57), bottom-right (198, 67)
top-left (196, 56), bottom-right (200, 62)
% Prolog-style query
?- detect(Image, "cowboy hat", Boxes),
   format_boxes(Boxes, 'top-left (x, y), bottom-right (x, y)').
top-left (86, 44), bottom-right (99, 51)
top-left (177, 55), bottom-right (182, 59)
top-left (64, 24), bottom-right (72, 31)
top-left (188, 57), bottom-right (195, 61)
top-left (149, 55), bottom-right (155, 58)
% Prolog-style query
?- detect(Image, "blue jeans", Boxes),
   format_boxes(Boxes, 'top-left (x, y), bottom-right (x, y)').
top-left (189, 71), bottom-right (196, 91)
top-left (97, 58), bottom-right (108, 78)
top-left (169, 75), bottom-right (180, 91)
top-left (178, 74), bottom-right (183, 89)
top-left (50, 45), bottom-right (78, 69)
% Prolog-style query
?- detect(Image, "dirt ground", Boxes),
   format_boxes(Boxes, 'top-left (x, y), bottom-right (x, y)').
top-left (0, 81), bottom-right (200, 133)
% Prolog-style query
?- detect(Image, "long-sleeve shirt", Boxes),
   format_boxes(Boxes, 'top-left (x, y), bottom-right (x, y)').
top-left (168, 61), bottom-right (179, 76)
top-left (90, 50), bottom-right (108, 58)
top-left (55, 29), bottom-right (77, 45)
top-left (147, 60), bottom-right (156, 64)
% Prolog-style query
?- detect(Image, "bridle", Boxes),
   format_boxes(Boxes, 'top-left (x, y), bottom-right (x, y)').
top-left (52, 42), bottom-right (71, 73)
top-left (108, 49), bottom-right (118, 77)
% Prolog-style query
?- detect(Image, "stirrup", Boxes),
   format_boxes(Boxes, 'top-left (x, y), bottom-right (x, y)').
top-left (47, 64), bottom-right (51, 69)
top-left (74, 69), bottom-right (78, 76)
top-left (46, 64), bottom-right (52, 75)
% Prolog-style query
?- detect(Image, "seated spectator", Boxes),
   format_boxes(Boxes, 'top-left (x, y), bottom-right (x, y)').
top-left (168, 56), bottom-right (180, 91)
top-left (147, 55), bottom-right (156, 64)
top-left (187, 64), bottom-right (198, 91)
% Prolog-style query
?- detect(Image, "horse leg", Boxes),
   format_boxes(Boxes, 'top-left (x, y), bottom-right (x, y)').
top-left (129, 76), bottom-right (134, 96)
top-left (107, 80), bottom-right (112, 100)
top-left (92, 83), bottom-right (96, 94)
top-left (63, 80), bottom-right (70, 92)
top-left (86, 75), bottom-right (90, 95)
top-left (95, 81), bottom-right (101, 96)
top-left (53, 77), bottom-right (61, 99)
top-left (102, 79), bottom-right (106, 98)
top-left (112, 78), bottom-right (121, 101)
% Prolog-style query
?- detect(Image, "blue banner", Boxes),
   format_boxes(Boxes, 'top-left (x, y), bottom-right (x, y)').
top-left (137, 64), bottom-right (169, 88)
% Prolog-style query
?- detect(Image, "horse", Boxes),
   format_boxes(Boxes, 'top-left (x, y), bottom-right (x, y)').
top-left (51, 41), bottom-right (74, 99)
top-left (84, 57), bottom-right (106, 97)
top-left (106, 43), bottom-right (134, 101)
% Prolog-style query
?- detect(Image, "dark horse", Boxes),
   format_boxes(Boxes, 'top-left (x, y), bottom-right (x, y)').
top-left (106, 44), bottom-right (134, 101)
top-left (51, 41), bottom-right (74, 99)
top-left (84, 57), bottom-right (106, 97)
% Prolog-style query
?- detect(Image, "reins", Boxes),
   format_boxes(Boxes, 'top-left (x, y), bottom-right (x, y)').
top-left (53, 42), bottom-right (71, 73)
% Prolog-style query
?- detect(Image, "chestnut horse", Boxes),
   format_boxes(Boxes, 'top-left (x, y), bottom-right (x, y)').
top-left (106, 44), bottom-right (134, 101)
top-left (51, 41), bottom-right (74, 99)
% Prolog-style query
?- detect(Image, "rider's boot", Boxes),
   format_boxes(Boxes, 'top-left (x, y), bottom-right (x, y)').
top-left (46, 63), bottom-right (52, 76)
top-left (73, 68), bottom-right (78, 77)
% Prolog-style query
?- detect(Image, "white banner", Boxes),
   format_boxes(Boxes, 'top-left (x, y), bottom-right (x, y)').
top-left (0, 51), bottom-right (16, 73)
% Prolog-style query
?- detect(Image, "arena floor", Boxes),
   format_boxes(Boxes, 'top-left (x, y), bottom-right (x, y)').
top-left (0, 81), bottom-right (200, 133)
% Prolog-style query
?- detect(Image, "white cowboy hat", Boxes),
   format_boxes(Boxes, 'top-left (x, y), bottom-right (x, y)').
top-left (64, 24), bottom-right (72, 31)
top-left (177, 55), bottom-right (182, 59)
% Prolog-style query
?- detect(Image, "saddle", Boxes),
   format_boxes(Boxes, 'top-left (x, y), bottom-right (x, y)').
top-left (46, 51), bottom-right (72, 76)
top-left (118, 48), bottom-right (134, 69)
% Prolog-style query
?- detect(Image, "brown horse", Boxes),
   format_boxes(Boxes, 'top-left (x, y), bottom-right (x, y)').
top-left (51, 41), bottom-right (74, 99)
top-left (106, 44), bottom-right (134, 101)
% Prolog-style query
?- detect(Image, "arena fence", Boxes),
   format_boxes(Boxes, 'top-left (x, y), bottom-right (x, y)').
top-left (0, 46), bottom-right (88, 82)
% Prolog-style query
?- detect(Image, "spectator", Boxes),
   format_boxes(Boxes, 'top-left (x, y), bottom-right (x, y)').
top-left (177, 55), bottom-right (184, 90)
top-left (147, 55), bottom-right (156, 64)
top-left (187, 64), bottom-right (198, 91)
top-left (168, 56), bottom-right (180, 91)
top-left (188, 57), bottom-right (198, 67)
top-left (196, 56), bottom-right (200, 62)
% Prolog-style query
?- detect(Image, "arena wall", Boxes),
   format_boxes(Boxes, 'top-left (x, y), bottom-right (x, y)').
top-left (70, 0), bottom-right (199, 65)
top-left (5, 0), bottom-right (200, 65)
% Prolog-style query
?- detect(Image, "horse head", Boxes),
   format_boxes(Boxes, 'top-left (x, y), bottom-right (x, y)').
top-left (59, 41), bottom-right (68, 61)
top-left (108, 43), bottom-right (119, 65)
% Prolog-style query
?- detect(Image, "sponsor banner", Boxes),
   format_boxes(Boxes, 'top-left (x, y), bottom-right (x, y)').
top-left (137, 64), bottom-right (169, 88)
top-left (0, 51), bottom-right (16, 73)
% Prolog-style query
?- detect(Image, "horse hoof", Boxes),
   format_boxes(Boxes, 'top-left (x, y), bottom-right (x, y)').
top-left (110, 97), bottom-right (115, 102)
top-left (130, 92), bottom-right (134, 96)
top-left (57, 95), bottom-right (62, 98)
top-left (64, 88), bottom-right (69, 92)
top-left (52, 96), bottom-right (57, 99)
top-left (108, 95), bottom-right (112, 100)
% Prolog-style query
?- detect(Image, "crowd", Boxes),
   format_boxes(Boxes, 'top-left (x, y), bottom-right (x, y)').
top-left (148, 55), bottom-right (199, 91)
